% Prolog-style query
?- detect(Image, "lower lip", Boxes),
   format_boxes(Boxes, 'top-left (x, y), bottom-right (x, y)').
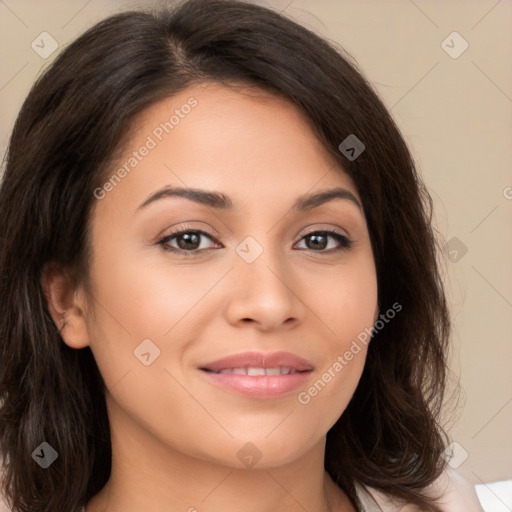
top-left (200, 370), bottom-right (312, 399)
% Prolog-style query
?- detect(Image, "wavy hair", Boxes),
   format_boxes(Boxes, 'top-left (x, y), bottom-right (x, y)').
top-left (0, 1), bottom-right (456, 511)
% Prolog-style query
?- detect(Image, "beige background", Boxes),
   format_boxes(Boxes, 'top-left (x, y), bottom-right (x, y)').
top-left (1, 0), bottom-right (511, 488)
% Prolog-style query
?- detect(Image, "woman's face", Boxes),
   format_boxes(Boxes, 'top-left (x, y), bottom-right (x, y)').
top-left (73, 82), bottom-right (378, 468)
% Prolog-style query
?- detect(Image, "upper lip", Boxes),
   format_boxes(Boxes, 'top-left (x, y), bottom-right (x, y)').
top-left (200, 351), bottom-right (314, 372)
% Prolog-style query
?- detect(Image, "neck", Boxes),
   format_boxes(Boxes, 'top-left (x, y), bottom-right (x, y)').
top-left (86, 395), bottom-right (356, 512)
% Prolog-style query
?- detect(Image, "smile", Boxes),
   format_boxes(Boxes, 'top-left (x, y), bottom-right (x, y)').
top-left (205, 367), bottom-right (301, 375)
top-left (199, 351), bottom-right (314, 399)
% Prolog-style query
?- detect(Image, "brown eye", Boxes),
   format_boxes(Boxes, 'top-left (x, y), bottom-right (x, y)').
top-left (173, 232), bottom-right (201, 250)
top-left (296, 230), bottom-right (353, 252)
top-left (157, 228), bottom-right (352, 257)
top-left (158, 229), bottom-right (220, 254)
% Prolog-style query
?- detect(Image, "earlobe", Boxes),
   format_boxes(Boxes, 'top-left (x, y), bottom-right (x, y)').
top-left (41, 262), bottom-right (90, 349)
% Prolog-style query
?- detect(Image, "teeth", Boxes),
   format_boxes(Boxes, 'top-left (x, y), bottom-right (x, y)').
top-left (214, 367), bottom-right (297, 375)
top-left (247, 367), bottom-right (266, 376)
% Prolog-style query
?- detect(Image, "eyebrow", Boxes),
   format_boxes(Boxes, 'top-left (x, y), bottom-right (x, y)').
top-left (136, 185), bottom-right (362, 213)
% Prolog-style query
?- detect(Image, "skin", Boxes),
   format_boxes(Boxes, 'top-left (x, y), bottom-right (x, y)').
top-left (43, 82), bottom-right (379, 512)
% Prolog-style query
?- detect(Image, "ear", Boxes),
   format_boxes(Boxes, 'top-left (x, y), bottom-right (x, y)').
top-left (41, 262), bottom-right (91, 349)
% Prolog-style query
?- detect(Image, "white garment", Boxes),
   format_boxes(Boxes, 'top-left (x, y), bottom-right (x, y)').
top-left (356, 467), bottom-right (485, 511)
top-left (475, 479), bottom-right (512, 512)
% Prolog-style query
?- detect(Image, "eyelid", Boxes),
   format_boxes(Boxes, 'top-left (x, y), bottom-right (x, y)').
top-left (159, 222), bottom-right (220, 239)
top-left (161, 223), bottom-right (350, 241)
top-left (300, 224), bottom-right (349, 238)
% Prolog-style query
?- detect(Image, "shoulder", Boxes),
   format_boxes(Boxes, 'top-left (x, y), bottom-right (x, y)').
top-left (359, 467), bottom-right (485, 512)
top-left (0, 471), bottom-right (8, 512)
top-left (0, 466), bottom-right (11, 512)
top-left (0, 492), bottom-right (10, 512)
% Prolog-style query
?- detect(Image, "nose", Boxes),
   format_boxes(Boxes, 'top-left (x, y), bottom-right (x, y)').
top-left (223, 243), bottom-right (306, 332)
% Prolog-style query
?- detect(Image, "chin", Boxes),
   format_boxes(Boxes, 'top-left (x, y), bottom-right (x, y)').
top-left (206, 429), bottom-right (321, 469)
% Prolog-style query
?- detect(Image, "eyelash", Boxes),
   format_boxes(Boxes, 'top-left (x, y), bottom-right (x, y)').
top-left (157, 225), bottom-right (353, 257)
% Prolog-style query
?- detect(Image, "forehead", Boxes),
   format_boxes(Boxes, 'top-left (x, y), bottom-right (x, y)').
top-left (94, 82), bottom-right (360, 219)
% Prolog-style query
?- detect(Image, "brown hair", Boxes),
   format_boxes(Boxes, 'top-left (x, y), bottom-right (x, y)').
top-left (0, 1), bottom-right (456, 511)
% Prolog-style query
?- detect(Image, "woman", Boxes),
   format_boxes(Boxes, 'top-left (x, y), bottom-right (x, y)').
top-left (0, 1), bottom-right (484, 511)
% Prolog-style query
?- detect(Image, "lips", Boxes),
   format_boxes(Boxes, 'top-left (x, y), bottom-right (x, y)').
top-left (199, 351), bottom-right (314, 399)
top-left (211, 367), bottom-right (299, 375)
top-left (200, 351), bottom-right (314, 373)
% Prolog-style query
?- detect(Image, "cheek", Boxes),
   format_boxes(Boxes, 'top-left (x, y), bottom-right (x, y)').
top-left (302, 254), bottom-right (378, 346)
top-left (87, 227), bottom-right (208, 335)
top-left (84, 231), bottom-right (230, 389)
top-left (296, 254), bottom-right (377, 416)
